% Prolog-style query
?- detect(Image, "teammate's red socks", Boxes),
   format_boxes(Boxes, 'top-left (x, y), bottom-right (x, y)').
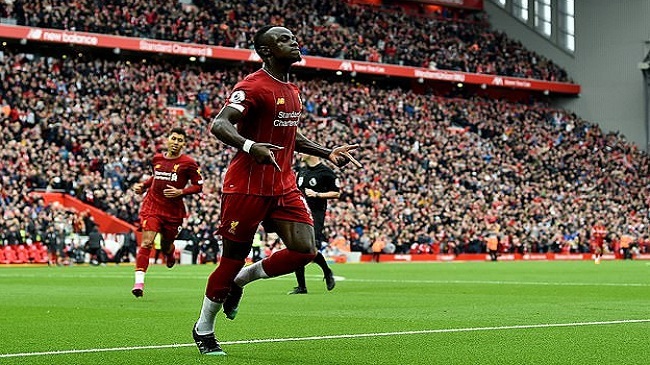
top-left (135, 247), bottom-right (152, 272)
top-left (205, 257), bottom-right (246, 302)
top-left (262, 249), bottom-right (317, 277)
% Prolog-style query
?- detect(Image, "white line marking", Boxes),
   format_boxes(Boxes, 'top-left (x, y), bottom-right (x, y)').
top-left (1, 272), bottom-right (648, 287)
top-left (1, 319), bottom-right (649, 358)
top-left (342, 279), bottom-right (650, 287)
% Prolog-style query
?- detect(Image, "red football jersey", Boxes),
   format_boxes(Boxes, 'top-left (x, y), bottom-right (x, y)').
top-left (221, 69), bottom-right (302, 196)
top-left (591, 224), bottom-right (607, 245)
top-left (140, 153), bottom-right (202, 219)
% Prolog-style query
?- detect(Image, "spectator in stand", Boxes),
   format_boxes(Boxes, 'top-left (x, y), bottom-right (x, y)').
top-left (131, 127), bottom-right (204, 298)
top-left (5, 220), bottom-right (22, 245)
top-left (641, 235), bottom-right (650, 254)
top-left (0, 46), bottom-right (647, 269)
top-left (11, 0), bottom-right (570, 82)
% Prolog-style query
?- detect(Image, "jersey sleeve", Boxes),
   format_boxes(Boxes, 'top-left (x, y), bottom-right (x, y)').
top-left (224, 79), bottom-right (258, 119)
top-left (186, 159), bottom-right (204, 189)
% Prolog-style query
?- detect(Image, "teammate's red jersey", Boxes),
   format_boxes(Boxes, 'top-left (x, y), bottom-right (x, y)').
top-left (591, 224), bottom-right (607, 246)
top-left (140, 153), bottom-right (203, 219)
top-left (221, 69), bottom-right (302, 196)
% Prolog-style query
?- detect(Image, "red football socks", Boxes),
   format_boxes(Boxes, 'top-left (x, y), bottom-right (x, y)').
top-left (205, 257), bottom-right (246, 302)
top-left (135, 247), bottom-right (152, 272)
top-left (262, 249), bottom-right (317, 277)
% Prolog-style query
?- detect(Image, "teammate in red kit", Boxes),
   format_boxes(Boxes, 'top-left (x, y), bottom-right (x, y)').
top-left (591, 219), bottom-right (607, 264)
top-left (131, 127), bottom-right (203, 297)
top-left (192, 25), bottom-right (362, 356)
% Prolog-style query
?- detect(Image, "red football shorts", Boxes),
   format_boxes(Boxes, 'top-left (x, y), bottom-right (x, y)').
top-left (217, 189), bottom-right (313, 243)
top-left (591, 242), bottom-right (604, 252)
top-left (140, 214), bottom-right (182, 241)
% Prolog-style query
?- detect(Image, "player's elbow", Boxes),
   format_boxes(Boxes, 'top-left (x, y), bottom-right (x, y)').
top-left (210, 118), bottom-right (230, 139)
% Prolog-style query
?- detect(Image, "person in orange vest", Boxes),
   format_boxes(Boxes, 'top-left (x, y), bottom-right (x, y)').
top-left (619, 232), bottom-right (635, 260)
top-left (371, 234), bottom-right (386, 263)
top-left (486, 233), bottom-right (499, 261)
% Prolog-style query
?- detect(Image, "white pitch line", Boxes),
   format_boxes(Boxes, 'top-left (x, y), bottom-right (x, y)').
top-left (1, 272), bottom-right (648, 287)
top-left (341, 278), bottom-right (650, 287)
top-left (1, 319), bottom-right (649, 358)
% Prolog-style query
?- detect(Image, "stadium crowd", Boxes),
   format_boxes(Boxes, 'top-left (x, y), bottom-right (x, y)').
top-left (0, 46), bottom-right (648, 259)
top-left (2, 0), bottom-right (569, 82)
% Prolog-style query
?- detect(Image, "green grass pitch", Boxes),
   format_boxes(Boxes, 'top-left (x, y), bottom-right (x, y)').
top-left (1, 260), bottom-right (648, 364)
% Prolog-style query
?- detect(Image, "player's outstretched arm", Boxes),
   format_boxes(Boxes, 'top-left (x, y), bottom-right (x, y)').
top-left (295, 132), bottom-right (362, 168)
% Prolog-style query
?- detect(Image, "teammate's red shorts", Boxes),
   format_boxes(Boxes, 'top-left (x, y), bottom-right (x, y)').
top-left (140, 214), bottom-right (183, 241)
top-left (217, 189), bottom-right (313, 243)
top-left (591, 242), bottom-right (604, 252)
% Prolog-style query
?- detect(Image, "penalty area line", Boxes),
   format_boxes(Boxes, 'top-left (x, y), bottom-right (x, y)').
top-left (1, 319), bottom-right (649, 358)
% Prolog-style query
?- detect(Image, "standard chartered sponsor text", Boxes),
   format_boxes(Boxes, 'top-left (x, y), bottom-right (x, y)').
top-left (139, 40), bottom-right (211, 57)
top-left (274, 111), bottom-right (301, 126)
top-left (277, 111), bottom-right (301, 118)
top-left (154, 171), bottom-right (178, 182)
top-left (274, 119), bottom-right (300, 127)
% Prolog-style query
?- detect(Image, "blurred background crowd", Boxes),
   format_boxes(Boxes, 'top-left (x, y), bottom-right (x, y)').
top-left (2, 0), bottom-right (569, 81)
top-left (0, 0), bottom-right (647, 263)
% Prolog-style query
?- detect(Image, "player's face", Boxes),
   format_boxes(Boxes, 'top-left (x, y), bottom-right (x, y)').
top-left (267, 27), bottom-right (302, 63)
top-left (167, 132), bottom-right (186, 156)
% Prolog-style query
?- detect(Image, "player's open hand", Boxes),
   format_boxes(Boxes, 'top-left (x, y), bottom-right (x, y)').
top-left (163, 185), bottom-right (183, 198)
top-left (329, 144), bottom-right (362, 168)
top-left (250, 142), bottom-right (284, 171)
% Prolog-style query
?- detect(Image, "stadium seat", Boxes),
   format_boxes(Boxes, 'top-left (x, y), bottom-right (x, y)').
top-left (15, 245), bottom-right (29, 264)
top-left (28, 244), bottom-right (49, 264)
top-left (4, 246), bottom-right (22, 264)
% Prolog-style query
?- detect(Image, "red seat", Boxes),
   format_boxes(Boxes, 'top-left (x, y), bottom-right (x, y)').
top-left (37, 247), bottom-right (49, 264)
top-left (28, 245), bottom-right (49, 264)
top-left (4, 246), bottom-right (21, 264)
top-left (0, 248), bottom-right (6, 264)
top-left (14, 245), bottom-right (29, 264)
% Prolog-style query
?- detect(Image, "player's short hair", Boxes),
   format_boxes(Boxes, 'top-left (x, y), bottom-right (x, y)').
top-left (254, 25), bottom-right (276, 53)
top-left (170, 127), bottom-right (186, 138)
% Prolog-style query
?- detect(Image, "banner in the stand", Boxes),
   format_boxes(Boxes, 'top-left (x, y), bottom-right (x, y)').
top-left (0, 24), bottom-right (580, 94)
